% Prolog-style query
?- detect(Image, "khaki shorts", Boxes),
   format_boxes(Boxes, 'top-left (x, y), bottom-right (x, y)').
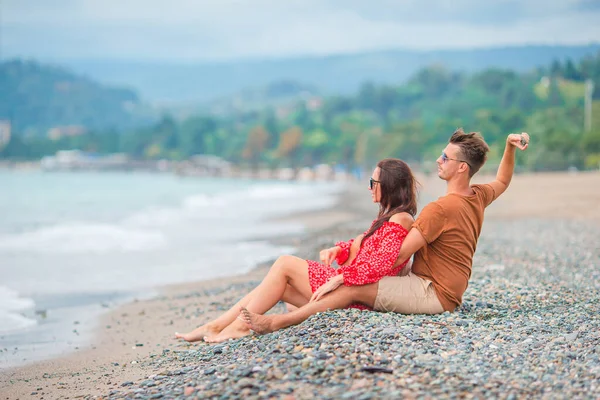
top-left (374, 272), bottom-right (445, 314)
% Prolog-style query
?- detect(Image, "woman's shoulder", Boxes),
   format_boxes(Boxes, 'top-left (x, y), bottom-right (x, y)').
top-left (387, 212), bottom-right (414, 232)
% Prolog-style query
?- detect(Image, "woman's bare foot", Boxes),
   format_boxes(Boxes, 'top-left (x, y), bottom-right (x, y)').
top-left (175, 323), bottom-right (221, 342)
top-left (240, 307), bottom-right (276, 335)
top-left (203, 318), bottom-right (251, 343)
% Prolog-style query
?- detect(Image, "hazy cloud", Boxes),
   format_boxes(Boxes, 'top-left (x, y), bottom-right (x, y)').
top-left (2, 0), bottom-right (599, 62)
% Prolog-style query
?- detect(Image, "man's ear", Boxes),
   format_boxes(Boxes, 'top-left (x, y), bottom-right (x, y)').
top-left (459, 163), bottom-right (470, 174)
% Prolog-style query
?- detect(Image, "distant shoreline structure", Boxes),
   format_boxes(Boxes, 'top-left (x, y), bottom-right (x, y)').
top-left (0, 150), bottom-right (366, 182)
top-left (1, 149), bottom-right (595, 178)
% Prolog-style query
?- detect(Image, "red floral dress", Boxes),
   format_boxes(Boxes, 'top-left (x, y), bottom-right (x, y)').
top-left (307, 220), bottom-right (409, 310)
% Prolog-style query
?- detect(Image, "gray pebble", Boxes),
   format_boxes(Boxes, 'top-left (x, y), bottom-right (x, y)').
top-left (99, 218), bottom-right (600, 399)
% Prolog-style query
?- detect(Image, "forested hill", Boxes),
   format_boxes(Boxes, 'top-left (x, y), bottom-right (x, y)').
top-left (3, 52), bottom-right (599, 172)
top-left (66, 44), bottom-right (600, 103)
top-left (3, 45), bottom-right (599, 135)
top-left (0, 60), bottom-right (148, 135)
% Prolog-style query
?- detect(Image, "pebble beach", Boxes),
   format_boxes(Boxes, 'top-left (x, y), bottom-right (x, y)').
top-left (2, 171), bottom-right (599, 399)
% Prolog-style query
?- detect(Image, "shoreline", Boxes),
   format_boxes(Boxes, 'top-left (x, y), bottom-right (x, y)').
top-left (0, 173), bottom-right (351, 369)
top-left (0, 181), bottom-right (376, 398)
top-left (2, 172), bottom-right (599, 399)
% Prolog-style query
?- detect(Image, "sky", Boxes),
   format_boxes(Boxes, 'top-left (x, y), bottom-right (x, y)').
top-left (3, 0), bottom-right (600, 62)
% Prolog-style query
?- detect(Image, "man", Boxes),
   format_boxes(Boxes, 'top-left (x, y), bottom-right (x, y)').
top-left (241, 129), bottom-right (529, 333)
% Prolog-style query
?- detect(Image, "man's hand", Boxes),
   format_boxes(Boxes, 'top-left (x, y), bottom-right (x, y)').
top-left (310, 274), bottom-right (344, 302)
top-left (507, 132), bottom-right (530, 151)
top-left (319, 246), bottom-right (340, 267)
top-left (489, 132), bottom-right (530, 198)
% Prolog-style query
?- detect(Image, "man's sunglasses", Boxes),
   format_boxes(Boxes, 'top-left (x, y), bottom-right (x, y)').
top-left (369, 177), bottom-right (380, 190)
top-left (441, 152), bottom-right (472, 169)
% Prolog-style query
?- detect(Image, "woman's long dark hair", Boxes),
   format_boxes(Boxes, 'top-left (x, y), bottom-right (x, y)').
top-left (362, 158), bottom-right (418, 241)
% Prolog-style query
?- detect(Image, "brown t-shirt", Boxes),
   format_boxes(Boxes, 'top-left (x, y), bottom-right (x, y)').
top-left (411, 184), bottom-right (498, 312)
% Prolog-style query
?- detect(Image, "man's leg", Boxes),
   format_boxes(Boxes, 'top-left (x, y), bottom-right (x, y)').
top-left (241, 283), bottom-right (379, 334)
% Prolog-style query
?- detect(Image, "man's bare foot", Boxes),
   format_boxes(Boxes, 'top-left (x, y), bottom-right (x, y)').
top-left (240, 307), bottom-right (276, 335)
top-left (203, 319), bottom-right (250, 343)
top-left (175, 323), bottom-right (221, 342)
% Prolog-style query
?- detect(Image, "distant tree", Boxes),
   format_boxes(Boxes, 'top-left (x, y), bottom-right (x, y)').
top-left (242, 125), bottom-right (269, 169)
top-left (583, 128), bottom-right (600, 153)
top-left (0, 59), bottom-right (143, 135)
top-left (525, 107), bottom-right (583, 170)
top-left (155, 116), bottom-right (178, 151)
top-left (379, 121), bottom-right (427, 162)
top-left (179, 116), bottom-right (218, 157)
top-left (564, 59), bottom-right (582, 81)
top-left (0, 135), bottom-right (29, 158)
top-left (358, 82), bottom-right (377, 110)
top-left (302, 128), bottom-right (329, 164)
top-left (276, 126), bottom-right (303, 167)
top-left (262, 110), bottom-right (280, 148)
top-left (473, 69), bottom-right (517, 93)
top-left (408, 65), bottom-right (462, 98)
top-left (550, 59), bottom-right (562, 76)
top-left (5, 53), bottom-right (600, 171)
top-left (547, 79), bottom-right (565, 107)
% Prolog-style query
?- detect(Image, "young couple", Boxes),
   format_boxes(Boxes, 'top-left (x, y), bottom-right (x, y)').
top-left (176, 128), bottom-right (529, 343)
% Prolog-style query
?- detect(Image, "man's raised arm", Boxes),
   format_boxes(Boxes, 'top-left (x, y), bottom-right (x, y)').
top-left (489, 132), bottom-right (529, 197)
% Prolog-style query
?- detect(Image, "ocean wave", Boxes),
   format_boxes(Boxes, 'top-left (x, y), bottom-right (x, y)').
top-left (124, 182), bottom-right (343, 227)
top-left (0, 286), bottom-right (37, 334)
top-left (246, 182), bottom-right (342, 199)
top-left (182, 194), bottom-right (214, 208)
top-left (247, 185), bottom-right (303, 199)
top-left (0, 223), bottom-right (168, 253)
top-left (0, 286), bottom-right (35, 312)
top-left (0, 311), bottom-right (37, 334)
top-left (123, 206), bottom-right (185, 226)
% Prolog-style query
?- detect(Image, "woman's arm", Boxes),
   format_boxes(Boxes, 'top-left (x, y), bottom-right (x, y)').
top-left (333, 237), bottom-right (358, 265)
top-left (310, 213), bottom-right (412, 302)
top-left (310, 214), bottom-right (411, 302)
top-left (340, 234), bottom-right (364, 267)
top-left (340, 213), bottom-right (413, 286)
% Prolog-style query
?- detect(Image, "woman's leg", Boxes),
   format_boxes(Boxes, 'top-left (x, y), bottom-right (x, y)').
top-left (176, 255), bottom-right (312, 342)
top-left (204, 255), bottom-right (313, 343)
top-left (281, 284), bottom-right (311, 309)
top-left (283, 237), bottom-right (364, 313)
top-left (175, 283), bottom-right (308, 342)
top-left (241, 283), bottom-right (379, 334)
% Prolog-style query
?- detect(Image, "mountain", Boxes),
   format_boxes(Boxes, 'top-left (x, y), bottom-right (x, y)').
top-left (171, 80), bottom-right (320, 119)
top-left (0, 60), bottom-right (152, 135)
top-left (64, 44), bottom-right (600, 104)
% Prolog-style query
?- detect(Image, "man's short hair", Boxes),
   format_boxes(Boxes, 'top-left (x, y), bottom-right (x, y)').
top-left (449, 128), bottom-right (490, 177)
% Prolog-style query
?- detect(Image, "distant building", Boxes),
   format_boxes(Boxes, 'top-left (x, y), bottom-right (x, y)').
top-left (0, 120), bottom-right (11, 147)
top-left (276, 105), bottom-right (294, 119)
top-left (306, 97), bottom-right (323, 111)
top-left (47, 125), bottom-right (86, 140)
top-left (540, 76), bottom-right (550, 88)
top-left (173, 154), bottom-right (233, 177)
top-left (40, 150), bottom-right (132, 171)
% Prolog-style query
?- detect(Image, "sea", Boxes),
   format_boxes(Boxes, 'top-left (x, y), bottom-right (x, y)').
top-left (0, 169), bottom-right (344, 367)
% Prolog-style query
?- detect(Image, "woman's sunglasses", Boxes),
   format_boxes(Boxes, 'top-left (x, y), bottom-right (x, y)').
top-left (369, 178), bottom-right (380, 190)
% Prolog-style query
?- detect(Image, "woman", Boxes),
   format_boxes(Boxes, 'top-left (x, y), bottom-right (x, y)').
top-left (175, 158), bottom-right (418, 343)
